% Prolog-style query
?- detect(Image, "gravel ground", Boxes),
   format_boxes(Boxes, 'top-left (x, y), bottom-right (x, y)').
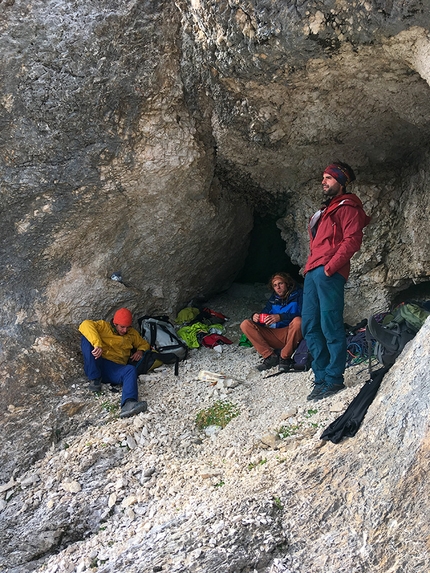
top-left (1, 282), bottom-right (373, 573)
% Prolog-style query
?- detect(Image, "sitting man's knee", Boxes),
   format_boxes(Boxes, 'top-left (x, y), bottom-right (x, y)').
top-left (240, 318), bottom-right (253, 333)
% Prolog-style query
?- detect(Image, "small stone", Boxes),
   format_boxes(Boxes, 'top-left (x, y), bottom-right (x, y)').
top-left (0, 478), bottom-right (17, 493)
top-left (18, 473), bottom-right (40, 487)
top-left (260, 433), bottom-right (280, 449)
top-left (59, 402), bottom-right (86, 416)
top-left (280, 407), bottom-right (298, 419)
top-left (330, 401), bottom-right (345, 413)
top-left (204, 425), bottom-right (222, 437)
top-left (127, 435), bottom-right (138, 449)
top-left (61, 480), bottom-right (81, 493)
top-left (133, 416), bottom-right (146, 429)
top-left (108, 493), bottom-right (117, 508)
top-left (225, 378), bottom-right (240, 388)
top-left (143, 467), bottom-right (156, 478)
top-left (122, 495), bottom-right (138, 508)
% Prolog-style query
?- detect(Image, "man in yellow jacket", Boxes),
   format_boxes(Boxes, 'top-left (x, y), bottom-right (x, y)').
top-left (79, 308), bottom-right (150, 418)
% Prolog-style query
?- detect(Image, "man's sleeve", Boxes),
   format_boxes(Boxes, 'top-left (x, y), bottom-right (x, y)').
top-left (130, 329), bottom-right (151, 352)
top-left (325, 207), bottom-right (366, 276)
top-left (78, 320), bottom-right (104, 348)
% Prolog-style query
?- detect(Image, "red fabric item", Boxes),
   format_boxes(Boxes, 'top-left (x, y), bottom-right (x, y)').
top-left (202, 307), bottom-right (229, 321)
top-left (201, 334), bottom-right (233, 348)
top-left (304, 193), bottom-right (371, 280)
top-left (113, 308), bottom-right (133, 327)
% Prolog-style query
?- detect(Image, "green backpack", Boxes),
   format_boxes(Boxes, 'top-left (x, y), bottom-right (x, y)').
top-left (396, 302), bottom-right (430, 332)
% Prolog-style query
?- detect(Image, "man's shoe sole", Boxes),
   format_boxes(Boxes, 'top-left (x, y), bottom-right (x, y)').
top-left (312, 385), bottom-right (346, 401)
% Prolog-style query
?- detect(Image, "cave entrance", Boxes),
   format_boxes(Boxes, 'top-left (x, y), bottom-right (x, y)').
top-left (392, 280), bottom-right (430, 307)
top-left (236, 215), bottom-right (301, 284)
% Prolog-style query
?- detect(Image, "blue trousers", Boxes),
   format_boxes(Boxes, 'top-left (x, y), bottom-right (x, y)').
top-left (302, 266), bottom-right (346, 386)
top-left (81, 336), bottom-right (138, 406)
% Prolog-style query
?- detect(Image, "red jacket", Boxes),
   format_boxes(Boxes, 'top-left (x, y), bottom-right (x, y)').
top-left (304, 193), bottom-right (371, 280)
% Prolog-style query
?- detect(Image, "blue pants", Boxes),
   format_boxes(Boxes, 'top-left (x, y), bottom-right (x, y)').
top-left (302, 266), bottom-right (346, 386)
top-left (81, 336), bottom-right (138, 406)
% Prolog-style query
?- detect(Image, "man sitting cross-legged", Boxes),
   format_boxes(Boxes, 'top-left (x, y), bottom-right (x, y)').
top-left (240, 272), bottom-right (303, 372)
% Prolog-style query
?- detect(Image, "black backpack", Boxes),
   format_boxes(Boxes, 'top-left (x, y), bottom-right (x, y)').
top-left (365, 302), bottom-right (429, 369)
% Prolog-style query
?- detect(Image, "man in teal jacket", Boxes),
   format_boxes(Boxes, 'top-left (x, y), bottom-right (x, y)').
top-left (302, 162), bottom-right (371, 401)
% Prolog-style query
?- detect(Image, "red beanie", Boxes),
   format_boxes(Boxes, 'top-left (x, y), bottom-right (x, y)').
top-left (113, 308), bottom-right (133, 327)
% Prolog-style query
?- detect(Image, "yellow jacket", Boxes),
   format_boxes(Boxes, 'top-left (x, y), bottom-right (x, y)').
top-left (79, 320), bottom-right (150, 365)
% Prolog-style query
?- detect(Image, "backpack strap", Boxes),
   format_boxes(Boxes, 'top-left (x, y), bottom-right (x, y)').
top-left (149, 322), bottom-right (157, 348)
top-left (365, 325), bottom-right (373, 376)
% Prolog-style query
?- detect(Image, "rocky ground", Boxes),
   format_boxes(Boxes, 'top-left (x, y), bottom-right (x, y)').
top-left (0, 284), bottom-right (381, 573)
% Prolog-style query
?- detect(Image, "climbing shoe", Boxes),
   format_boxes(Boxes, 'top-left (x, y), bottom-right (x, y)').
top-left (88, 378), bottom-right (102, 392)
top-left (120, 399), bottom-right (148, 418)
top-left (256, 354), bottom-right (279, 372)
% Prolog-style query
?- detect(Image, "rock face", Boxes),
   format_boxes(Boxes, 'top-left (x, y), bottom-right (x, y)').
top-left (1, 1), bottom-right (430, 329)
top-left (1, 2), bottom-right (430, 571)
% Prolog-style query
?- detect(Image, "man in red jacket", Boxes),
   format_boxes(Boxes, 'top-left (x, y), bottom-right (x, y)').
top-left (302, 162), bottom-right (371, 401)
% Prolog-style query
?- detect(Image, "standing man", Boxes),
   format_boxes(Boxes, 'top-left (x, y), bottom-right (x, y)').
top-left (240, 272), bottom-right (303, 372)
top-left (79, 307), bottom-right (150, 418)
top-left (302, 162), bottom-right (370, 401)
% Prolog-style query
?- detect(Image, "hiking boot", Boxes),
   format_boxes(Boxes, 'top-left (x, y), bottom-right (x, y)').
top-left (279, 357), bottom-right (293, 372)
top-left (307, 380), bottom-right (324, 401)
top-left (256, 354), bottom-right (279, 372)
top-left (312, 381), bottom-right (346, 402)
top-left (88, 378), bottom-right (102, 392)
top-left (120, 399), bottom-right (148, 418)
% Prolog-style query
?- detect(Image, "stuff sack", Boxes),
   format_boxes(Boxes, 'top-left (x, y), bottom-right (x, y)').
top-left (292, 339), bottom-right (312, 371)
top-left (138, 315), bottom-right (188, 361)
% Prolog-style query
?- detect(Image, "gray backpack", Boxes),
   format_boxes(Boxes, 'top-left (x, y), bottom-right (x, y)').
top-left (138, 315), bottom-right (187, 361)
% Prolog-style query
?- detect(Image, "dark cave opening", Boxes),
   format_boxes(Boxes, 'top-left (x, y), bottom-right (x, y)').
top-left (236, 215), bottom-right (301, 285)
top-left (392, 280), bottom-right (430, 307)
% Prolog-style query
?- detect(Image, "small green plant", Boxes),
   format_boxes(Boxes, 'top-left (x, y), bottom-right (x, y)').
top-left (278, 424), bottom-right (301, 439)
top-left (305, 408), bottom-right (318, 418)
top-left (195, 400), bottom-right (240, 430)
top-left (214, 480), bottom-right (225, 488)
top-left (101, 400), bottom-right (119, 414)
top-left (273, 496), bottom-right (283, 510)
top-left (248, 459), bottom-right (267, 471)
